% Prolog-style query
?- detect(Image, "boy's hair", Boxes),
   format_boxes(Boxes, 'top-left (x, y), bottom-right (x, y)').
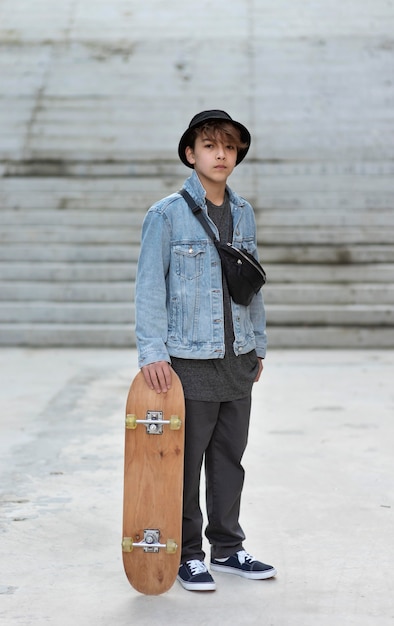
top-left (187, 121), bottom-right (249, 152)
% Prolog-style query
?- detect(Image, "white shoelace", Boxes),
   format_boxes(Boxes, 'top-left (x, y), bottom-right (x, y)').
top-left (237, 550), bottom-right (255, 565)
top-left (187, 560), bottom-right (208, 575)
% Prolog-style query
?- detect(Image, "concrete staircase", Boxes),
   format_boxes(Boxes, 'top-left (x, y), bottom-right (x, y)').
top-left (1, 166), bottom-right (394, 348)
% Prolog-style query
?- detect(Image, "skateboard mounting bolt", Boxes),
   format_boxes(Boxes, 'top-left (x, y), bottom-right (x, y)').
top-left (143, 529), bottom-right (160, 552)
top-left (145, 411), bottom-right (164, 435)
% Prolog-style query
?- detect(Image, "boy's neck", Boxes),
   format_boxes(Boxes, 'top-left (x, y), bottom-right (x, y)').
top-left (201, 179), bottom-right (227, 207)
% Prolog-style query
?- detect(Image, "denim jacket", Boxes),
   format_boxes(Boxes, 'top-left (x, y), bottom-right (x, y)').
top-left (135, 170), bottom-right (267, 368)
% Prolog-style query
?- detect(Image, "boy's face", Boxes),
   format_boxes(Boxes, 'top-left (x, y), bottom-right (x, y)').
top-left (185, 131), bottom-right (238, 187)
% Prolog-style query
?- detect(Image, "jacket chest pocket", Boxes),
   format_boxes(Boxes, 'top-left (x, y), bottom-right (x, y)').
top-left (173, 242), bottom-right (206, 280)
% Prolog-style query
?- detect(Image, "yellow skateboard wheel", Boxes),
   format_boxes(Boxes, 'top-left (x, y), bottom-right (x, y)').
top-left (165, 539), bottom-right (178, 554)
top-left (122, 537), bottom-right (134, 552)
top-left (125, 414), bottom-right (137, 430)
top-left (169, 415), bottom-right (181, 430)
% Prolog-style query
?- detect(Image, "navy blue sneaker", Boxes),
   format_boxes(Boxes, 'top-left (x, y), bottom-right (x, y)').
top-left (177, 560), bottom-right (216, 591)
top-left (211, 550), bottom-right (277, 580)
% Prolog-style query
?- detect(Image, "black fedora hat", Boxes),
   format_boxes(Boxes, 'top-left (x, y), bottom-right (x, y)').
top-left (178, 110), bottom-right (251, 168)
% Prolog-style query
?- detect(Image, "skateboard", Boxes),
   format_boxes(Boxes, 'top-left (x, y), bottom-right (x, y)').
top-left (122, 370), bottom-right (185, 595)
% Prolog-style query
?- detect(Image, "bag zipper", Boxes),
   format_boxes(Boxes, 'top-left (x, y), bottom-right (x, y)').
top-left (226, 243), bottom-right (266, 280)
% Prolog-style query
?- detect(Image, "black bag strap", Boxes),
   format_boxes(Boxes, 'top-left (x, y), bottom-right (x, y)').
top-left (179, 188), bottom-right (220, 245)
top-left (179, 188), bottom-right (266, 293)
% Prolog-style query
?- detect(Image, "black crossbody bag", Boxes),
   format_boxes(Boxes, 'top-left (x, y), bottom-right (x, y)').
top-left (179, 189), bottom-right (266, 306)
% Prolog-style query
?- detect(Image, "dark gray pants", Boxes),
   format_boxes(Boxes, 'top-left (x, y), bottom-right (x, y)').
top-left (181, 396), bottom-right (252, 562)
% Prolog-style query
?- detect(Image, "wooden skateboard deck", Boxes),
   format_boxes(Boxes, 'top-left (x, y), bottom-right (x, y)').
top-left (122, 370), bottom-right (185, 595)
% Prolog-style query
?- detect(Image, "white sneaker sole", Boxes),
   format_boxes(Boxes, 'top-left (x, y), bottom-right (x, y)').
top-left (210, 563), bottom-right (277, 580)
top-left (176, 575), bottom-right (216, 591)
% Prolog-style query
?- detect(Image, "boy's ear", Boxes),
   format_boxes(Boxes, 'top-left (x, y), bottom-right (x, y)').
top-left (185, 146), bottom-right (195, 166)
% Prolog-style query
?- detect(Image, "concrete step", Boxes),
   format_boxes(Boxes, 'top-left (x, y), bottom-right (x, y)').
top-left (1, 302), bottom-right (392, 327)
top-left (2, 207), bottom-right (394, 228)
top-left (0, 323), bottom-right (392, 349)
top-left (256, 209), bottom-right (394, 227)
top-left (2, 262), bottom-right (394, 284)
top-left (0, 210), bottom-right (146, 227)
top-left (265, 263), bottom-right (394, 284)
top-left (267, 326), bottom-right (394, 348)
top-left (266, 304), bottom-right (394, 326)
top-left (265, 284), bottom-right (394, 305)
top-left (0, 302), bottom-right (134, 324)
top-left (3, 158), bottom-right (184, 178)
top-left (260, 227), bottom-right (394, 245)
top-left (2, 243), bottom-right (394, 264)
top-left (2, 225), bottom-right (393, 246)
top-left (0, 281), bottom-right (393, 305)
top-left (0, 244), bottom-right (141, 262)
top-left (0, 323), bottom-right (135, 347)
top-left (0, 282), bottom-right (134, 302)
top-left (0, 262), bottom-right (137, 282)
top-left (263, 245), bottom-right (394, 264)
top-left (0, 226), bottom-right (143, 245)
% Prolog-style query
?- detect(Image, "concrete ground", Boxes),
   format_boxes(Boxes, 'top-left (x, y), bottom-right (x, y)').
top-left (0, 348), bottom-right (393, 626)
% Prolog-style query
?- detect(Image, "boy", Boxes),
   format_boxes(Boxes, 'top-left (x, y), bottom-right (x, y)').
top-left (135, 110), bottom-right (276, 591)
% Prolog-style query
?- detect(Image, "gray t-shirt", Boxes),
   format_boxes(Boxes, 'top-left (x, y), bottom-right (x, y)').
top-left (171, 193), bottom-right (259, 402)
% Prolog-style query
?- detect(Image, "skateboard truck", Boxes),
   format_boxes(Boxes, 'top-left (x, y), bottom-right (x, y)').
top-left (125, 411), bottom-right (182, 433)
top-left (122, 530), bottom-right (178, 554)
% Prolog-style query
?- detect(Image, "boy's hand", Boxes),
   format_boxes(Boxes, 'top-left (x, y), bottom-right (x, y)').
top-left (254, 358), bottom-right (264, 382)
top-left (141, 361), bottom-right (172, 394)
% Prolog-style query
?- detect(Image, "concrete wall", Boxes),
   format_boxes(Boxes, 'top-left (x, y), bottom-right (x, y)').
top-left (1, 1), bottom-right (394, 172)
